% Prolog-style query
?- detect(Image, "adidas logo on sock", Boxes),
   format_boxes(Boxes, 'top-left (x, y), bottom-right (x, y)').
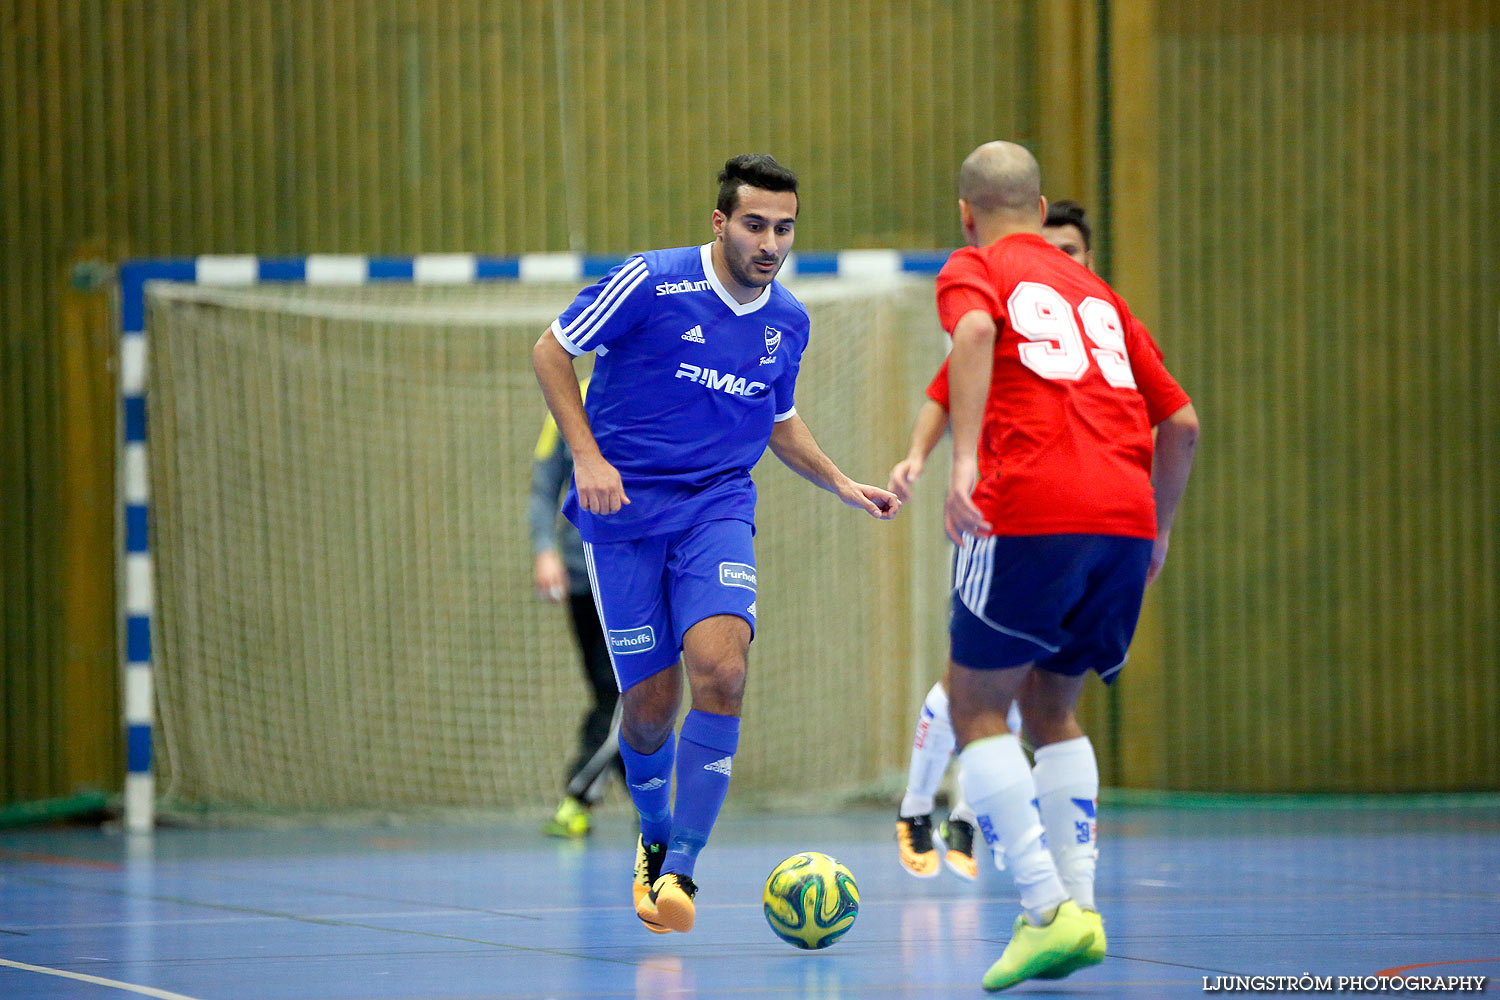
top-left (680, 324), bottom-right (705, 343)
top-left (703, 757), bottom-right (733, 776)
top-left (631, 777), bottom-right (666, 791)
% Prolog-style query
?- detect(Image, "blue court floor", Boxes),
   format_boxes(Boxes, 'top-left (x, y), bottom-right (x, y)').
top-left (2, 802), bottom-right (1497, 999)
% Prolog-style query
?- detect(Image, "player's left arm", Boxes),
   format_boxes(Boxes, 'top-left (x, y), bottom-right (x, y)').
top-left (1147, 402), bottom-right (1199, 585)
top-left (768, 414), bottom-right (900, 520)
top-left (1125, 313), bottom-right (1199, 585)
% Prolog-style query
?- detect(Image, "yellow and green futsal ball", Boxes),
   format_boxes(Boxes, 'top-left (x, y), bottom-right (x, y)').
top-left (762, 851), bottom-right (860, 950)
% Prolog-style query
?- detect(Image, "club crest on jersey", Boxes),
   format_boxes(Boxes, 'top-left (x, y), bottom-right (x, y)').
top-left (758, 326), bottom-right (783, 365)
top-left (674, 363), bottom-right (768, 398)
top-left (719, 562), bottom-right (757, 591)
top-left (607, 626), bottom-right (656, 654)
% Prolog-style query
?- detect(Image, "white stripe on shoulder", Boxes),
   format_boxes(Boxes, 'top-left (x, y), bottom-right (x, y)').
top-left (564, 257), bottom-right (649, 348)
top-left (562, 256), bottom-right (646, 339)
top-left (551, 319), bottom-right (586, 356)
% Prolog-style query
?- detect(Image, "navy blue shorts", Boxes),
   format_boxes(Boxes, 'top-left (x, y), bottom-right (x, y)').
top-left (581, 518), bottom-right (757, 691)
top-left (949, 533), bottom-right (1152, 681)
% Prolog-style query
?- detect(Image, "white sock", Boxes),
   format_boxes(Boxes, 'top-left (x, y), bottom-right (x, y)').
top-left (1032, 735), bottom-right (1100, 912)
top-left (899, 683), bottom-right (955, 818)
top-left (959, 734), bottom-right (1068, 923)
top-left (949, 781), bottom-right (976, 826)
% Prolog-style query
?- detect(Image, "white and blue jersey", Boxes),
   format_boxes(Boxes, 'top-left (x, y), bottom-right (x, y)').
top-left (551, 243), bottom-right (809, 543)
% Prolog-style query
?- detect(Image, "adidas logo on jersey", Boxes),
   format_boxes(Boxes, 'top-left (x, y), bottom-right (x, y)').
top-left (703, 757), bottom-right (733, 776)
top-left (746, 601), bottom-right (757, 619)
top-left (674, 363), bottom-right (769, 398)
top-left (680, 324), bottom-right (706, 343)
top-left (631, 777), bottom-right (666, 792)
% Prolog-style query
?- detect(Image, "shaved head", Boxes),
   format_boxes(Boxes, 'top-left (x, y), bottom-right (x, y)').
top-left (958, 141), bottom-right (1042, 216)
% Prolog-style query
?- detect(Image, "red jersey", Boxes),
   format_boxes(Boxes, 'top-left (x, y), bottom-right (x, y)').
top-left (935, 233), bottom-right (1190, 539)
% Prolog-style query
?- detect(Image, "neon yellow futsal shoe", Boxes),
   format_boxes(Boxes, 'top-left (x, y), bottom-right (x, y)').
top-left (981, 900), bottom-right (1097, 992)
top-left (632, 836), bottom-right (670, 934)
top-left (542, 797), bottom-right (590, 839)
top-left (638, 872), bottom-right (697, 933)
top-left (1034, 907), bottom-right (1105, 979)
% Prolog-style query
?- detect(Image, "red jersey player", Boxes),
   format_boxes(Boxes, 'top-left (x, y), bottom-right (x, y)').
top-left (938, 142), bottom-right (1199, 991)
top-left (893, 201), bottom-right (1147, 886)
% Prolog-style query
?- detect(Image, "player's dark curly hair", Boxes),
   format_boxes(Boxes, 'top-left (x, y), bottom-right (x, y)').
top-left (1045, 199), bottom-right (1091, 250)
top-left (717, 154), bottom-right (799, 217)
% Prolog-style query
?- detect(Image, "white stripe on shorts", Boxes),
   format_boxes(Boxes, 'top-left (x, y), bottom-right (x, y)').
top-left (956, 533), bottom-right (1062, 656)
top-left (581, 541), bottom-right (625, 691)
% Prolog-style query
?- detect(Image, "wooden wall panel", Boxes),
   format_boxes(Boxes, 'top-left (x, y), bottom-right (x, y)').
top-left (1142, 24), bottom-right (1500, 791)
top-left (4, 0), bottom-right (1494, 804)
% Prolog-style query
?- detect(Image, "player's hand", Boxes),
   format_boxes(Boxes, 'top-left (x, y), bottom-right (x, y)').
top-left (944, 458), bottom-right (991, 544)
top-left (888, 456), bottom-right (925, 504)
top-left (840, 480), bottom-right (901, 520)
top-left (573, 453), bottom-right (630, 515)
top-left (1146, 530), bottom-right (1170, 586)
top-left (533, 550), bottom-right (567, 603)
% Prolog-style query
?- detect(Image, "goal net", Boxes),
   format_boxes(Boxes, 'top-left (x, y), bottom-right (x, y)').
top-left (145, 276), bottom-right (952, 821)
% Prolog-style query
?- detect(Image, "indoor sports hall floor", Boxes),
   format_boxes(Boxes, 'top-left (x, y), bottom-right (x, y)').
top-left (2, 801), bottom-right (1497, 999)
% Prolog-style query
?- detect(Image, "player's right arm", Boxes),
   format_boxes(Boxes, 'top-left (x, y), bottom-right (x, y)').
top-left (889, 400), bottom-right (949, 503)
top-left (531, 333), bottom-right (629, 515)
top-left (888, 361), bottom-right (952, 503)
top-left (943, 309), bottom-right (996, 543)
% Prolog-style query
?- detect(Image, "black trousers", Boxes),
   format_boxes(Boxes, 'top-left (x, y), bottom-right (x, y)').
top-left (563, 592), bottom-right (625, 804)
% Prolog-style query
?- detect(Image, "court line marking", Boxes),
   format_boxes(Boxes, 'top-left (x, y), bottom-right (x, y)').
top-left (0, 958), bottom-right (204, 999)
top-left (11, 873), bottom-right (645, 968)
top-left (1378, 957), bottom-right (1498, 977)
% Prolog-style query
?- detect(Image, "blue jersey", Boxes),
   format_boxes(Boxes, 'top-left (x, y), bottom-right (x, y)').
top-left (551, 243), bottom-right (809, 543)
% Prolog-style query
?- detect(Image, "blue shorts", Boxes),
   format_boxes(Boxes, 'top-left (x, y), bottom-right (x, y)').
top-left (581, 518), bottom-right (758, 691)
top-left (949, 533), bottom-right (1152, 681)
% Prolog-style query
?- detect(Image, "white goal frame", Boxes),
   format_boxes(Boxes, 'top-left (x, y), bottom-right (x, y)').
top-left (116, 248), bottom-right (948, 832)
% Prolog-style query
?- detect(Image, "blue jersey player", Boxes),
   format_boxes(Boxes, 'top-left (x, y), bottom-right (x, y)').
top-left (531, 154), bottom-right (901, 935)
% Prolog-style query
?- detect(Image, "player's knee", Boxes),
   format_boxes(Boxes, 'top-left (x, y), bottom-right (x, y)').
top-left (620, 712), bottom-right (674, 754)
top-left (620, 677), bottom-right (679, 750)
top-left (687, 656), bottom-right (746, 715)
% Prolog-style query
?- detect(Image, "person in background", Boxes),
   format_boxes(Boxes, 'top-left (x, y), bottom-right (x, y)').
top-left (530, 379), bottom-right (625, 839)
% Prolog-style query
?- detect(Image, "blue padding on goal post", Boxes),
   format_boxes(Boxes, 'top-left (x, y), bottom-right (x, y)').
top-left (257, 258), bottom-right (307, 282)
top-left (126, 616), bottom-right (151, 663)
top-left (123, 396), bottom-right (146, 443)
top-left (369, 257), bottom-right (415, 281)
top-left (120, 260), bottom-right (196, 332)
top-left (582, 255), bottom-right (628, 278)
top-left (901, 250), bottom-right (952, 273)
top-left (793, 252), bottom-right (839, 274)
top-left (475, 258), bottom-right (521, 279)
top-left (125, 505), bottom-right (148, 554)
top-left (127, 724), bottom-right (153, 772)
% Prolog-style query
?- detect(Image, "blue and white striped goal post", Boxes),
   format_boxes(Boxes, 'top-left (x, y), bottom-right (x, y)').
top-left (115, 248), bottom-right (951, 833)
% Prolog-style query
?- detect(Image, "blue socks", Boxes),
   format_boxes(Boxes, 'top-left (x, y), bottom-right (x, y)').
top-left (665, 709), bottom-right (740, 880)
top-left (618, 730), bottom-right (675, 847)
top-left (618, 710), bottom-right (741, 879)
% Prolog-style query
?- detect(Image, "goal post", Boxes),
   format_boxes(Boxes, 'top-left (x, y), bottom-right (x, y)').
top-left (118, 250), bottom-right (953, 832)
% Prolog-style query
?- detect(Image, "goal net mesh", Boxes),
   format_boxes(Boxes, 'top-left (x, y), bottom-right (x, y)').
top-left (145, 277), bottom-right (952, 821)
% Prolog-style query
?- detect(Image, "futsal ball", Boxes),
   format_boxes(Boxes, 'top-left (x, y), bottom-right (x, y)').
top-left (762, 851), bottom-right (860, 950)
